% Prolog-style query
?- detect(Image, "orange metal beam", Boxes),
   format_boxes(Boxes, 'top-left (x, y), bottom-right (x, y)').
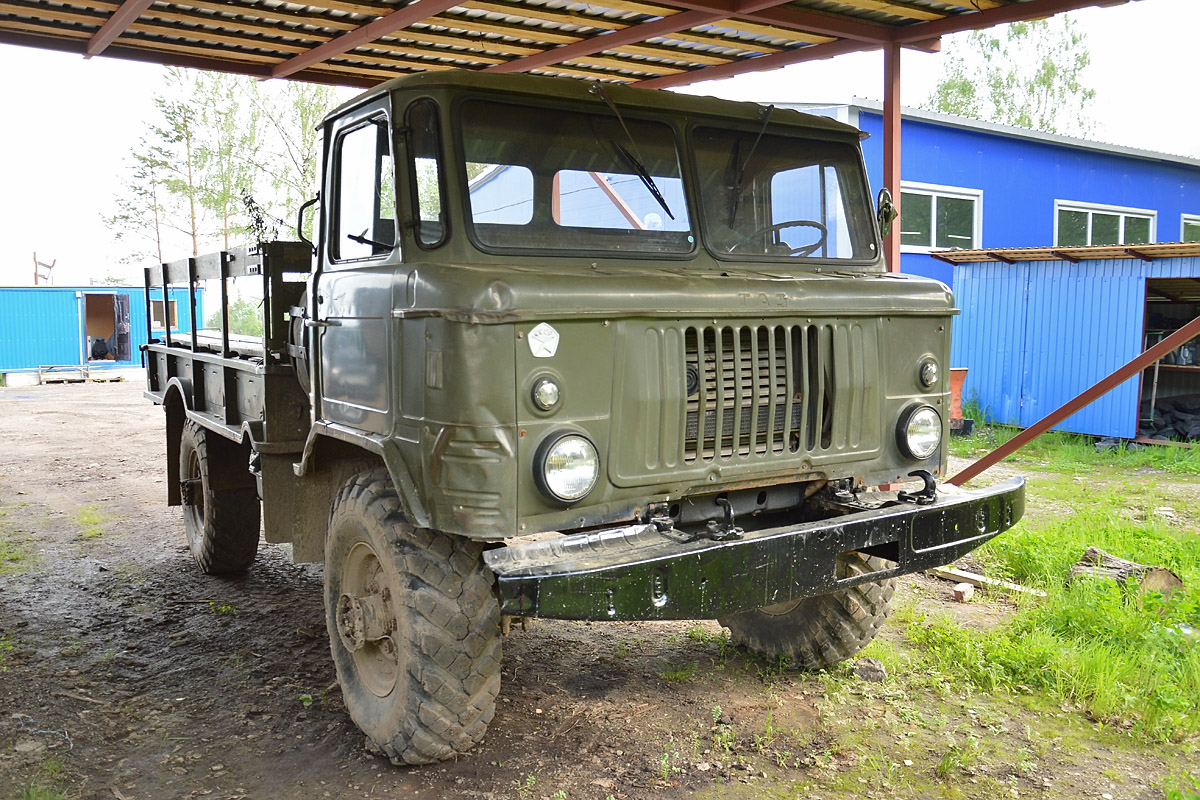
top-left (636, 37), bottom-right (869, 88)
top-left (85, 0), bottom-right (155, 57)
top-left (882, 40), bottom-right (900, 273)
top-left (485, 9), bottom-right (719, 74)
top-left (948, 313), bottom-right (1200, 486)
top-left (271, 0), bottom-right (463, 79)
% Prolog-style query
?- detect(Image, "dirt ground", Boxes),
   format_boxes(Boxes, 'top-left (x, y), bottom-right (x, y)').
top-left (0, 377), bottom-right (1192, 800)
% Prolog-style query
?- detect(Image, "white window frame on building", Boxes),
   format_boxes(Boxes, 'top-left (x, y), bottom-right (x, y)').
top-left (1054, 200), bottom-right (1156, 247)
top-left (898, 182), bottom-right (983, 253)
top-left (1182, 214), bottom-right (1200, 242)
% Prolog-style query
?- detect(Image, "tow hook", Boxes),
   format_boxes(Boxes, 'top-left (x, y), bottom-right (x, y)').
top-left (897, 470), bottom-right (938, 506)
top-left (706, 497), bottom-right (744, 541)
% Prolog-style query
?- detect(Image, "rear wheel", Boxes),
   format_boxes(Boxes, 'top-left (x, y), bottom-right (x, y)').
top-left (719, 552), bottom-right (895, 670)
top-left (325, 468), bottom-right (501, 764)
top-left (178, 420), bottom-right (260, 574)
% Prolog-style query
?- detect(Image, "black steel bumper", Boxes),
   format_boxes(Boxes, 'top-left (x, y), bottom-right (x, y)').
top-left (484, 477), bottom-right (1025, 621)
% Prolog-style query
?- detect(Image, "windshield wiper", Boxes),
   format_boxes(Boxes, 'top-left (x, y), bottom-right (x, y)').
top-left (347, 229), bottom-right (392, 250)
top-left (613, 142), bottom-right (674, 221)
top-left (590, 83), bottom-right (674, 221)
top-left (729, 104), bottom-right (774, 227)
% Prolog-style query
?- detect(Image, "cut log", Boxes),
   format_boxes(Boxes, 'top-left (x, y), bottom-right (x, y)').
top-left (1068, 547), bottom-right (1183, 597)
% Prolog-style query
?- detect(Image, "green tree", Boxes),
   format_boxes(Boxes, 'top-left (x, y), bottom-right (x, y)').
top-left (194, 71), bottom-right (261, 249)
top-left (104, 151), bottom-right (170, 264)
top-left (206, 297), bottom-right (263, 337)
top-left (925, 14), bottom-right (1096, 137)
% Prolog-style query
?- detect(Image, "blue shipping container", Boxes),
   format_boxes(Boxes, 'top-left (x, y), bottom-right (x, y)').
top-left (0, 286), bottom-right (196, 372)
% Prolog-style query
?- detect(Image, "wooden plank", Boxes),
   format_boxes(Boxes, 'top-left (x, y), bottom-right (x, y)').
top-left (569, 52), bottom-right (683, 73)
top-left (613, 42), bottom-right (729, 65)
top-left (703, 18), bottom-right (832, 43)
top-left (833, 0), bottom-right (942, 21)
top-left (112, 33), bottom-right (282, 61)
top-left (129, 22), bottom-right (312, 52)
top-left (460, 0), bottom-right (637, 29)
top-left (650, 29), bottom-right (783, 53)
top-left (0, 17), bottom-right (94, 37)
top-left (367, 39), bottom-right (507, 64)
top-left (400, 25), bottom-right (541, 53)
top-left (425, 14), bottom-right (581, 43)
top-left (0, 1), bottom-right (104, 25)
top-left (927, 566), bottom-right (1048, 598)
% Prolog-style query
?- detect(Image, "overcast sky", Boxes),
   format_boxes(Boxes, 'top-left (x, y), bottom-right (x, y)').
top-left (0, 0), bottom-right (1196, 286)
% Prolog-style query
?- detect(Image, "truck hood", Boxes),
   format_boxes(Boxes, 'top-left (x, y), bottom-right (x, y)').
top-left (402, 263), bottom-right (955, 323)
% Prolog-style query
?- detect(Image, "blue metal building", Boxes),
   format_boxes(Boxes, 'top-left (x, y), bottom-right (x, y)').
top-left (794, 102), bottom-right (1200, 289)
top-left (0, 285), bottom-right (195, 375)
top-left (944, 243), bottom-right (1200, 439)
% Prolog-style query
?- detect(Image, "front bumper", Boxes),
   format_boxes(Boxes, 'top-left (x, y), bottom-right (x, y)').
top-left (485, 477), bottom-right (1025, 621)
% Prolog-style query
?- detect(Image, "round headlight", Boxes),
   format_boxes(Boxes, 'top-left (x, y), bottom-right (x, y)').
top-left (532, 377), bottom-right (561, 411)
top-left (918, 358), bottom-right (938, 388)
top-left (898, 405), bottom-right (942, 460)
top-left (537, 434), bottom-right (599, 503)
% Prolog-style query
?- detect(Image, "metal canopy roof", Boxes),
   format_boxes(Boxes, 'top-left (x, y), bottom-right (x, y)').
top-left (0, 0), bottom-right (1128, 90)
top-left (930, 242), bottom-right (1200, 266)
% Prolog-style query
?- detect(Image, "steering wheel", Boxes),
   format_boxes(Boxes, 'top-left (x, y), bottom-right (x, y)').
top-left (731, 219), bottom-right (828, 257)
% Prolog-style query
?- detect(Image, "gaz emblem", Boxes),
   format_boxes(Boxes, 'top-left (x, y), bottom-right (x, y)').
top-left (527, 322), bottom-right (560, 358)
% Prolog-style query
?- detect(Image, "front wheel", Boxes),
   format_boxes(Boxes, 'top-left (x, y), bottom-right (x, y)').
top-left (718, 552), bottom-right (896, 670)
top-left (324, 468), bottom-right (501, 765)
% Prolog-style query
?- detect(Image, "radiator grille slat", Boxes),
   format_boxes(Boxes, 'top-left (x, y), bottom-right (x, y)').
top-left (684, 324), bottom-right (838, 463)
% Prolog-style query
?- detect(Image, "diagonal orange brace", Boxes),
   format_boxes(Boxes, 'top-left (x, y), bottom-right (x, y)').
top-left (948, 313), bottom-right (1200, 486)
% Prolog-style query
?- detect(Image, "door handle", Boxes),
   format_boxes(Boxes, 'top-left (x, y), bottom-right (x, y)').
top-left (305, 319), bottom-right (342, 329)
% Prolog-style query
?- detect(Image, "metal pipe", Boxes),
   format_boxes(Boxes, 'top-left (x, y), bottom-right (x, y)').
top-left (948, 313), bottom-right (1200, 486)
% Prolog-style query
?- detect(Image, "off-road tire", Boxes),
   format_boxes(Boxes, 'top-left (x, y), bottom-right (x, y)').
top-left (324, 468), bottom-right (501, 765)
top-left (179, 419), bottom-right (260, 574)
top-left (719, 552), bottom-right (896, 670)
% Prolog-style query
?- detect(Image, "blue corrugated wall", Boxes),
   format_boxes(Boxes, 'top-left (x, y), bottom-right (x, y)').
top-left (0, 287), bottom-right (195, 372)
top-left (953, 256), bottom-right (1200, 438)
top-left (850, 111), bottom-right (1200, 289)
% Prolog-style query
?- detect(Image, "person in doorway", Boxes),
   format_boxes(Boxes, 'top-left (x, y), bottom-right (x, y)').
top-left (90, 336), bottom-right (113, 360)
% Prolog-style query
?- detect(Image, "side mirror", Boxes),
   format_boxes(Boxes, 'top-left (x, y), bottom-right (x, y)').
top-left (877, 188), bottom-right (898, 239)
top-left (296, 194), bottom-right (320, 255)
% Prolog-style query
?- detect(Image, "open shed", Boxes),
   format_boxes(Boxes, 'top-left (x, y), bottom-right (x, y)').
top-left (0, 0), bottom-right (1140, 275)
top-left (944, 242), bottom-right (1200, 442)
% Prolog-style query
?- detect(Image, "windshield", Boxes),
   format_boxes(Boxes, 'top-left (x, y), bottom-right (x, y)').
top-left (692, 126), bottom-right (877, 263)
top-left (459, 99), bottom-right (694, 255)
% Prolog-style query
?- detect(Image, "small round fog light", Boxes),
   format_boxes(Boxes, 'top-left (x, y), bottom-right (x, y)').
top-left (532, 378), bottom-right (561, 411)
top-left (918, 358), bottom-right (938, 388)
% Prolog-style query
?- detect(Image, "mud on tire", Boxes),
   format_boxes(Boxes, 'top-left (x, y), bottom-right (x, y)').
top-left (324, 468), bottom-right (501, 765)
top-left (719, 552), bottom-right (896, 670)
top-left (179, 419), bottom-right (260, 574)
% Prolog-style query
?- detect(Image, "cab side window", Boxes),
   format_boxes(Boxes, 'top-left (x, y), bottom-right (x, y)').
top-left (333, 117), bottom-right (396, 261)
top-left (406, 100), bottom-right (447, 248)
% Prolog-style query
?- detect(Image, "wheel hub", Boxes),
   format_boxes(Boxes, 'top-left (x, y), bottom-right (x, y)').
top-left (336, 588), bottom-right (393, 653)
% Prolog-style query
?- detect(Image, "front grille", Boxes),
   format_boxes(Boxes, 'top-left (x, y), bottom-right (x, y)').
top-left (683, 324), bottom-right (835, 462)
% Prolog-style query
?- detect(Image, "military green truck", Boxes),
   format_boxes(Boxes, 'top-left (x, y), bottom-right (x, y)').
top-left (143, 70), bottom-right (1024, 765)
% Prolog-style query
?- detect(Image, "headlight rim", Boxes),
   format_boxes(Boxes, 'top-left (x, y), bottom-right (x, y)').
top-left (534, 431), bottom-right (600, 505)
top-left (896, 404), bottom-right (942, 460)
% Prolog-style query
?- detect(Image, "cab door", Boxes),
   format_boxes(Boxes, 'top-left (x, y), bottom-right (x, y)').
top-left (311, 97), bottom-right (400, 435)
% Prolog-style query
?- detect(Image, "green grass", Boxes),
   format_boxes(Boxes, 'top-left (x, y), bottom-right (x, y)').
top-left (76, 505), bottom-right (108, 539)
top-left (902, 487), bottom-right (1200, 741)
top-left (659, 661), bottom-right (698, 683)
top-left (950, 423), bottom-right (1200, 476)
top-left (0, 532), bottom-right (31, 575)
